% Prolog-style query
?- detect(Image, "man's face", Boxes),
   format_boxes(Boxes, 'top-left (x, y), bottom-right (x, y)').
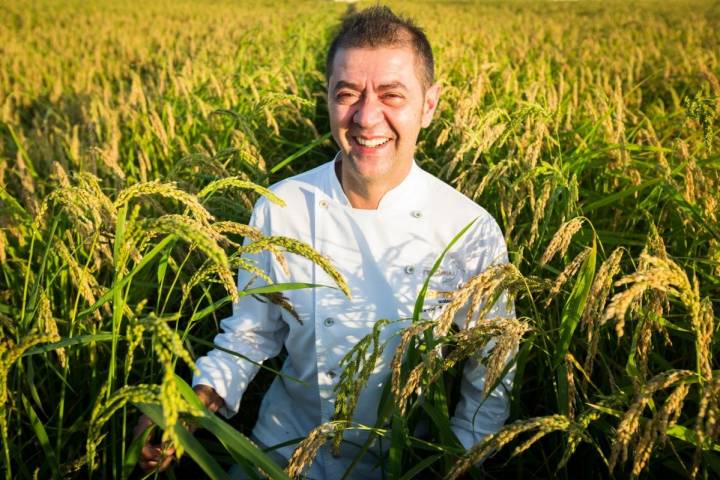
top-left (328, 45), bottom-right (440, 187)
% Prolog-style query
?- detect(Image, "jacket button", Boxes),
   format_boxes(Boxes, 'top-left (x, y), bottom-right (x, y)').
top-left (319, 200), bottom-right (329, 208)
top-left (323, 317), bottom-right (335, 327)
top-left (404, 265), bottom-right (415, 274)
top-left (411, 210), bottom-right (422, 218)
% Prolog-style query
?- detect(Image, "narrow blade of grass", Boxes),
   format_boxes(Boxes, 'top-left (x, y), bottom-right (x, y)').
top-left (270, 132), bottom-right (332, 174)
top-left (21, 394), bottom-right (61, 480)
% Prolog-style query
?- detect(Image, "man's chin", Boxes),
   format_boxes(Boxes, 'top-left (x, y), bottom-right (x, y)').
top-left (345, 155), bottom-right (392, 182)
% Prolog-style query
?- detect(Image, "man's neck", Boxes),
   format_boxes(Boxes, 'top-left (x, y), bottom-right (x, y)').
top-left (335, 159), bottom-right (411, 210)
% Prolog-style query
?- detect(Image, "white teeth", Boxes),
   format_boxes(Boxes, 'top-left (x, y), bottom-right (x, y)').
top-left (355, 137), bottom-right (389, 147)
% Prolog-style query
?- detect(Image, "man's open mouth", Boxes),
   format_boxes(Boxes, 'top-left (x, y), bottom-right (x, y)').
top-left (353, 136), bottom-right (391, 148)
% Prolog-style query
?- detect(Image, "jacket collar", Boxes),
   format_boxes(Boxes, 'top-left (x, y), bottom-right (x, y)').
top-left (326, 152), bottom-right (425, 211)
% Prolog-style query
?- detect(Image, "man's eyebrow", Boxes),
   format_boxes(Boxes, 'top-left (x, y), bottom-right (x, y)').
top-left (377, 81), bottom-right (408, 91)
top-left (332, 80), bottom-right (409, 92)
top-left (333, 80), bottom-right (362, 92)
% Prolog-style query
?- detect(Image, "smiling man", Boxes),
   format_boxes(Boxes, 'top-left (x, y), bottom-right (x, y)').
top-left (137, 6), bottom-right (515, 479)
top-left (328, 35), bottom-right (440, 209)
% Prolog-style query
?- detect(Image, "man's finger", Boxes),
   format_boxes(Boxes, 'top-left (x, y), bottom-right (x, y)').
top-left (139, 451), bottom-right (175, 472)
top-left (157, 454), bottom-right (175, 472)
top-left (139, 445), bottom-right (163, 462)
top-left (139, 459), bottom-right (158, 472)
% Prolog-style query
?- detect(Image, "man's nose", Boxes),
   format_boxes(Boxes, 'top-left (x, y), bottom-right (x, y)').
top-left (352, 94), bottom-right (383, 128)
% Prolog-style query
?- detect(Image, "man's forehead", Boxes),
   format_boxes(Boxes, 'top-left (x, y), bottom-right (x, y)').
top-left (329, 45), bottom-right (422, 86)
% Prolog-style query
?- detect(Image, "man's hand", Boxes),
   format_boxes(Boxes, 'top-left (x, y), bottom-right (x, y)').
top-left (134, 384), bottom-right (225, 473)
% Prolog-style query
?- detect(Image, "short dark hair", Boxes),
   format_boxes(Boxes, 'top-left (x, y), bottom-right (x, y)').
top-left (325, 6), bottom-right (435, 89)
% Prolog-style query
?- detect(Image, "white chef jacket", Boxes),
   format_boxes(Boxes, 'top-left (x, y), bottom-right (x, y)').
top-left (193, 156), bottom-right (515, 479)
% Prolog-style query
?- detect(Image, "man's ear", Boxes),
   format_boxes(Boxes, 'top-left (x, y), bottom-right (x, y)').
top-left (421, 83), bottom-right (441, 128)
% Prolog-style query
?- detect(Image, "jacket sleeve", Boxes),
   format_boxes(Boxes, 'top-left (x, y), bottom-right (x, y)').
top-left (449, 214), bottom-right (516, 451)
top-left (192, 199), bottom-right (288, 418)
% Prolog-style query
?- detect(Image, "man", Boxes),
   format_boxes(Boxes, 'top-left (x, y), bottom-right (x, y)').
top-left (138, 6), bottom-right (514, 478)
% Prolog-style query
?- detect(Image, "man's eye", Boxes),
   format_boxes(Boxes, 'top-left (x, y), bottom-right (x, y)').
top-left (336, 92), bottom-right (356, 101)
top-left (383, 93), bottom-right (404, 102)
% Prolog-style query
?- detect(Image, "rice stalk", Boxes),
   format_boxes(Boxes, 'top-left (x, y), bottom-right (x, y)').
top-left (0, 333), bottom-right (61, 479)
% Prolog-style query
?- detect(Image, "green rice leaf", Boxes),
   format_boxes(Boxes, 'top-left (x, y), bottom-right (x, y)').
top-left (23, 332), bottom-right (116, 357)
top-left (555, 237), bottom-right (596, 366)
top-left (174, 376), bottom-right (291, 479)
top-left (136, 403), bottom-right (229, 480)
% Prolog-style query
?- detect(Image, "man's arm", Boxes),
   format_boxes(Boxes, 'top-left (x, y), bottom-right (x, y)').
top-left (135, 198), bottom-right (286, 472)
top-left (191, 197), bottom-right (287, 417)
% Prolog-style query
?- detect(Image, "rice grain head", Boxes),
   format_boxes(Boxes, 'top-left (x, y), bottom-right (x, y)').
top-left (540, 217), bottom-right (585, 266)
top-left (545, 248), bottom-right (591, 307)
top-left (582, 248), bottom-right (624, 376)
top-left (447, 415), bottom-right (572, 480)
top-left (584, 247), bottom-right (624, 329)
top-left (142, 214), bottom-right (228, 270)
top-left (603, 254), bottom-right (693, 338)
top-left (243, 236), bottom-right (350, 298)
top-left (631, 381), bottom-right (690, 476)
top-left (529, 179), bottom-right (554, 245)
top-left (435, 263), bottom-right (522, 336)
top-left (286, 422), bottom-right (342, 478)
top-left (37, 291), bottom-right (66, 368)
top-left (114, 180), bottom-right (214, 225)
top-left (692, 374), bottom-right (720, 478)
top-left (197, 177), bottom-right (285, 207)
top-left (333, 319), bottom-right (391, 436)
top-left (390, 321), bottom-right (434, 403)
top-left (86, 385), bottom-right (162, 472)
top-left (609, 369), bottom-right (694, 472)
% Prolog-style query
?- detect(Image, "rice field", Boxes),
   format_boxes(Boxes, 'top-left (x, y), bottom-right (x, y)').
top-left (1, 0), bottom-right (719, 478)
